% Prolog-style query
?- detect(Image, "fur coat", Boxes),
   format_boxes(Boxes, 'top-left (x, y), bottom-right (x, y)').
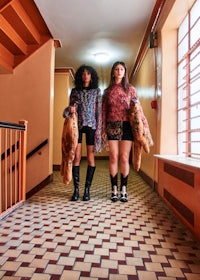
top-left (129, 98), bottom-right (153, 171)
top-left (61, 112), bottom-right (78, 185)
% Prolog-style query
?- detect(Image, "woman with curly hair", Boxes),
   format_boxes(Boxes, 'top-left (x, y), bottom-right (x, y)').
top-left (63, 65), bottom-right (102, 201)
top-left (102, 61), bottom-right (138, 203)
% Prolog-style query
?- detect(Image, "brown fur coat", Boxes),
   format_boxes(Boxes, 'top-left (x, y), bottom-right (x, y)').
top-left (129, 98), bottom-right (153, 171)
top-left (61, 112), bottom-right (78, 185)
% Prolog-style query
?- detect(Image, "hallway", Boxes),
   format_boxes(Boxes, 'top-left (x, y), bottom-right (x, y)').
top-left (0, 160), bottom-right (200, 280)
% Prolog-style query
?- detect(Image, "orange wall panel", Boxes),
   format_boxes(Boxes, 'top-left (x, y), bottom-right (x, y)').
top-left (0, 39), bottom-right (55, 193)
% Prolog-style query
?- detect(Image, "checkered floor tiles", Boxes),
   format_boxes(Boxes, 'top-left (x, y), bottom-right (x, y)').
top-left (0, 160), bottom-right (200, 280)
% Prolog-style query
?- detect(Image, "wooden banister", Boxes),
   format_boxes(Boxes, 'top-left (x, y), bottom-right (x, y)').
top-left (0, 120), bottom-right (27, 219)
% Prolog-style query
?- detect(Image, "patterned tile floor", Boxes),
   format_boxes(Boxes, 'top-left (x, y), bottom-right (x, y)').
top-left (0, 160), bottom-right (200, 280)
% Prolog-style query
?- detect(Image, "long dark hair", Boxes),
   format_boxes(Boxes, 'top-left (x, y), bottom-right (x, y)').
top-left (74, 65), bottom-right (99, 90)
top-left (107, 61), bottom-right (130, 92)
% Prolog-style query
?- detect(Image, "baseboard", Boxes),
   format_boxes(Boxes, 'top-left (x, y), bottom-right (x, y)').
top-left (138, 169), bottom-right (156, 190)
top-left (54, 159), bottom-right (156, 190)
top-left (26, 173), bottom-right (53, 199)
top-left (53, 165), bottom-right (60, 171)
top-left (53, 157), bottom-right (109, 171)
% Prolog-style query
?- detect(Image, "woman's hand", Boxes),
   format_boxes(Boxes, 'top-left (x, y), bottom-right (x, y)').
top-left (70, 105), bottom-right (76, 113)
top-left (63, 103), bottom-right (77, 118)
top-left (102, 131), bottom-right (109, 151)
top-left (102, 132), bottom-right (107, 143)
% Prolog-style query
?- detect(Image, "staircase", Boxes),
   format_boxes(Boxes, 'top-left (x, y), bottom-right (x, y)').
top-left (0, 0), bottom-right (51, 74)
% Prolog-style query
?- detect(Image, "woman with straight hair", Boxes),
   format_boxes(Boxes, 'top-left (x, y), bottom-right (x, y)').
top-left (102, 61), bottom-right (138, 202)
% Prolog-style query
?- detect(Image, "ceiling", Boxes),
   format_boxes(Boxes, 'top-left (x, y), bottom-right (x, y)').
top-left (34, 0), bottom-right (157, 88)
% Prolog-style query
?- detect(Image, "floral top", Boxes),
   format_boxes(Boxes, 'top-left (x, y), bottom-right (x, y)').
top-left (69, 87), bottom-right (102, 152)
top-left (102, 83), bottom-right (138, 135)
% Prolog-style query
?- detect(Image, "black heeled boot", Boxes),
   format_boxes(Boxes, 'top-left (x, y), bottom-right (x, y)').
top-left (71, 166), bottom-right (80, 201)
top-left (83, 166), bottom-right (96, 201)
top-left (110, 174), bottom-right (118, 202)
top-left (120, 174), bottom-right (128, 202)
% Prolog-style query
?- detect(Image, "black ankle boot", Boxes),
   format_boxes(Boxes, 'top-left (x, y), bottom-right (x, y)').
top-left (71, 166), bottom-right (79, 201)
top-left (120, 174), bottom-right (128, 202)
top-left (110, 174), bottom-right (118, 202)
top-left (83, 166), bottom-right (96, 201)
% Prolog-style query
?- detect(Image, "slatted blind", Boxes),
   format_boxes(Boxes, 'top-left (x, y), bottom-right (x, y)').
top-left (177, 0), bottom-right (200, 158)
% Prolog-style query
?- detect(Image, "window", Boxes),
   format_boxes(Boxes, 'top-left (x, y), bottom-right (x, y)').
top-left (177, 0), bottom-right (200, 158)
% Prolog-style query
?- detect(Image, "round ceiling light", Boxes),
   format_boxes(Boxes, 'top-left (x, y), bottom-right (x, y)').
top-left (94, 52), bottom-right (109, 63)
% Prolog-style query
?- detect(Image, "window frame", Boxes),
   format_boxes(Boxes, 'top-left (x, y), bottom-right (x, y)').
top-left (177, 0), bottom-right (200, 159)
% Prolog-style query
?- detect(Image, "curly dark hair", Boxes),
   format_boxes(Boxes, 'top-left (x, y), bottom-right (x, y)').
top-left (107, 61), bottom-right (130, 92)
top-left (74, 65), bottom-right (99, 90)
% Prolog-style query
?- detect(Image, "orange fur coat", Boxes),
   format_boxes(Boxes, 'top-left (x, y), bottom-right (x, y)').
top-left (61, 112), bottom-right (78, 185)
top-left (129, 98), bottom-right (153, 171)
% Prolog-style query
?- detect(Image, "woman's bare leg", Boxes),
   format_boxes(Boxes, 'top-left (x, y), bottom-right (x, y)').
top-left (108, 140), bottom-right (119, 176)
top-left (108, 140), bottom-right (119, 201)
top-left (86, 145), bottom-right (95, 166)
top-left (73, 143), bottom-right (82, 166)
top-left (119, 140), bottom-right (132, 176)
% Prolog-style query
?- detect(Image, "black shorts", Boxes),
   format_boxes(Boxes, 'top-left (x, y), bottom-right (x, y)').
top-left (107, 121), bottom-right (134, 141)
top-left (78, 126), bottom-right (95, 145)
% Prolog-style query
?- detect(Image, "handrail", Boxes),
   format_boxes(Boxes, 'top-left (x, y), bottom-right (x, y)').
top-left (1, 139), bottom-right (48, 174)
top-left (1, 139), bottom-right (48, 168)
top-left (0, 120), bottom-right (48, 161)
top-left (0, 121), bottom-right (26, 131)
top-left (27, 139), bottom-right (48, 159)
